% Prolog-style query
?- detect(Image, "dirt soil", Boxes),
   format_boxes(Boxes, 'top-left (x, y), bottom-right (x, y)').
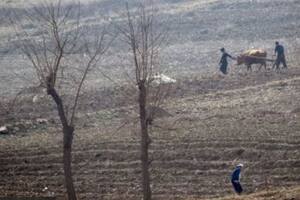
top-left (1, 0), bottom-right (300, 200)
top-left (1, 68), bottom-right (300, 200)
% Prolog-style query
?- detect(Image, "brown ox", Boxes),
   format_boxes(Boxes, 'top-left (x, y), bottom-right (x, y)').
top-left (237, 49), bottom-right (267, 71)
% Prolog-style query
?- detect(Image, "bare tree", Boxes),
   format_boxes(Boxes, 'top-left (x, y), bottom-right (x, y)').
top-left (11, 1), bottom-right (111, 199)
top-left (117, 1), bottom-right (169, 199)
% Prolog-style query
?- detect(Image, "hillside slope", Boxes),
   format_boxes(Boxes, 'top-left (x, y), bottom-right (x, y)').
top-left (1, 70), bottom-right (300, 199)
top-left (1, 0), bottom-right (300, 199)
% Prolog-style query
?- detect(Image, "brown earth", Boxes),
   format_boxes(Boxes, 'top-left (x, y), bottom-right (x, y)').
top-left (1, 0), bottom-right (300, 199)
top-left (198, 186), bottom-right (300, 200)
top-left (1, 68), bottom-right (300, 200)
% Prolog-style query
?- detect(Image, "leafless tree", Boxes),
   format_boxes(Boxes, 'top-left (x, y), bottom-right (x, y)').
top-left (11, 1), bottom-right (111, 199)
top-left (116, 1), bottom-right (169, 199)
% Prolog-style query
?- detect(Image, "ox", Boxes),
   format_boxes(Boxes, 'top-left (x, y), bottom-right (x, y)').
top-left (237, 49), bottom-right (267, 71)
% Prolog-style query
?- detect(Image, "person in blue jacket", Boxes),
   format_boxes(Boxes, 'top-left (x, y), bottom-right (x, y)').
top-left (231, 163), bottom-right (243, 194)
top-left (219, 48), bottom-right (234, 74)
top-left (273, 41), bottom-right (287, 70)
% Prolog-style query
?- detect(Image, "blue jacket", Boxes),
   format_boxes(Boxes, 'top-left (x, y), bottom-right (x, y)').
top-left (231, 167), bottom-right (241, 182)
top-left (275, 44), bottom-right (284, 56)
top-left (220, 52), bottom-right (233, 64)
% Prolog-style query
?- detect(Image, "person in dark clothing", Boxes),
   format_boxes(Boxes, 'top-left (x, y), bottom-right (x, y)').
top-left (219, 48), bottom-right (234, 74)
top-left (273, 41), bottom-right (287, 70)
top-left (231, 163), bottom-right (243, 194)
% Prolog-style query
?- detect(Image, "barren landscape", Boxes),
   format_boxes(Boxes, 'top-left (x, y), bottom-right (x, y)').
top-left (1, 0), bottom-right (300, 200)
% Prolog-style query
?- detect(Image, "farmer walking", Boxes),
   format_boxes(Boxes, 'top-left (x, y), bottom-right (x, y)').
top-left (231, 163), bottom-right (243, 195)
top-left (219, 48), bottom-right (234, 74)
top-left (273, 41), bottom-right (287, 70)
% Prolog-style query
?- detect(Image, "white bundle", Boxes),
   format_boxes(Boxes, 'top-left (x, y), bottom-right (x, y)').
top-left (152, 73), bottom-right (176, 84)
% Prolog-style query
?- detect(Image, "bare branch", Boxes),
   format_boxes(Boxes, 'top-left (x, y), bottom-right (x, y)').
top-left (11, 1), bottom-right (113, 199)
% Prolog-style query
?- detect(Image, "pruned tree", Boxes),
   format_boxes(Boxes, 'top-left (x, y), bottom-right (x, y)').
top-left (116, 1), bottom-right (169, 199)
top-left (10, 1), bottom-right (111, 199)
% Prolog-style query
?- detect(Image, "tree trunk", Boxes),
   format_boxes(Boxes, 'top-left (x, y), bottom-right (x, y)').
top-left (63, 126), bottom-right (77, 200)
top-left (138, 82), bottom-right (151, 200)
top-left (47, 88), bottom-right (77, 200)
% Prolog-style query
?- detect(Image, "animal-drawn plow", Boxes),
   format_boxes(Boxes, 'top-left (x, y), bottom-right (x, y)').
top-left (236, 49), bottom-right (276, 71)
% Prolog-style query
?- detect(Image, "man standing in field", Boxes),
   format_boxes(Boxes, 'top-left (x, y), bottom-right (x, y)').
top-left (273, 41), bottom-right (287, 70)
top-left (219, 47), bottom-right (235, 74)
top-left (231, 163), bottom-right (243, 195)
